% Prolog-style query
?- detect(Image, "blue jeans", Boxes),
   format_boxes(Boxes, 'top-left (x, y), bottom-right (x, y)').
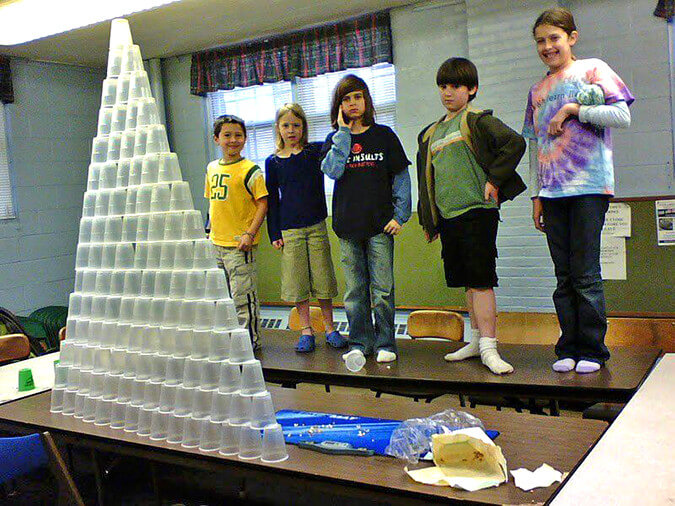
top-left (542, 195), bottom-right (610, 364)
top-left (339, 233), bottom-right (396, 355)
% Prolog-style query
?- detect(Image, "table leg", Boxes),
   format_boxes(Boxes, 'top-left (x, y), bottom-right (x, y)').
top-left (90, 449), bottom-right (105, 506)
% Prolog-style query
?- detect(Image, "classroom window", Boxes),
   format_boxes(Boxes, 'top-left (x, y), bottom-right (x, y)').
top-left (0, 103), bottom-right (15, 220)
top-left (206, 63), bottom-right (397, 196)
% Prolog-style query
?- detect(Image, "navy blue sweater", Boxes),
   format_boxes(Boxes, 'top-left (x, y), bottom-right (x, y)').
top-left (265, 142), bottom-right (328, 243)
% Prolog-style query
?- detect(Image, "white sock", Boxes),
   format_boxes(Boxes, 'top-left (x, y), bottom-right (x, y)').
top-left (576, 360), bottom-right (601, 374)
top-left (444, 328), bottom-right (480, 362)
top-left (479, 337), bottom-right (514, 375)
top-left (552, 358), bottom-right (576, 373)
top-left (376, 350), bottom-right (397, 363)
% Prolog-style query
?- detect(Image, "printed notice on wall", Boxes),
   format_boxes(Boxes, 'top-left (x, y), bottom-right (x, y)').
top-left (600, 235), bottom-right (627, 280)
top-left (655, 199), bottom-right (675, 246)
top-left (603, 203), bottom-right (631, 237)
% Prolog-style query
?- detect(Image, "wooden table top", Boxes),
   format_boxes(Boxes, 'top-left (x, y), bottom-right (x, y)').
top-left (0, 388), bottom-right (607, 505)
top-left (257, 330), bottom-right (662, 402)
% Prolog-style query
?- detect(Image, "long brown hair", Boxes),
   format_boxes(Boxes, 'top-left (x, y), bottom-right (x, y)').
top-left (330, 74), bottom-right (375, 130)
top-left (532, 7), bottom-right (577, 37)
top-left (274, 103), bottom-right (308, 152)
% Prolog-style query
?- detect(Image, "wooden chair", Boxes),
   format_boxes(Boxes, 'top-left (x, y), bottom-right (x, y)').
top-left (373, 310), bottom-right (465, 404)
top-left (0, 333), bottom-right (30, 365)
top-left (288, 306), bottom-right (326, 334)
top-left (58, 326), bottom-right (66, 341)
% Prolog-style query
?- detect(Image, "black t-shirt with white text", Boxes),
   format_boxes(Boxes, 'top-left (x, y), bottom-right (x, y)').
top-left (322, 124), bottom-right (410, 240)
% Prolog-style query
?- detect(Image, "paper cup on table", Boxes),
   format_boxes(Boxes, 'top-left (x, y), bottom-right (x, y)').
top-left (238, 424), bottom-right (262, 460)
top-left (18, 368), bottom-right (35, 392)
top-left (169, 181), bottom-right (192, 210)
top-left (229, 329), bottom-right (255, 364)
top-left (87, 163), bottom-right (101, 191)
top-left (101, 78), bottom-right (118, 107)
top-left (345, 351), bottom-right (366, 373)
top-left (199, 419), bottom-right (223, 452)
top-left (262, 424), bottom-right (288, 463)
top-left (241, 361), bottom-right (266, 395)
top-left (159, 153), bottom-right (182, 183)
top-left (101, 372), bottom-right (121, 400)
top-left (141, 153), bottom-right (160, 185)
top-left (133, 125), bottom-right (148, 157)
top-left (125, 99), bottom-right (139, 131)
top-left (129, 69), bottom-right (151, 99)
top-left (81, 395), bottom-right (99, 422)
top-left (94, 397), bottom-right (114, 426)
top-left (120, 131), bottom-right (135, 159)
top-left (218, 361), bottom-right (241, 393)
top-left (219, 422), bottom-right (241, 456)
top-left (129, 155), bottom-right (144, 185)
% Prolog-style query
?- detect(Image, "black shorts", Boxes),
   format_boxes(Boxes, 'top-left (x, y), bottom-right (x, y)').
top-left (438, 208), bottom-right (499, 288)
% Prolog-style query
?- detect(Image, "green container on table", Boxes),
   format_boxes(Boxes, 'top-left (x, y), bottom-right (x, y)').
top-left (18, 368), bottom-right (35, 392)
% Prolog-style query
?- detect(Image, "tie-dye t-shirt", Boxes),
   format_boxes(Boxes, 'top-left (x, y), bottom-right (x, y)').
top-left (522, 58), bottom-right (634, 198)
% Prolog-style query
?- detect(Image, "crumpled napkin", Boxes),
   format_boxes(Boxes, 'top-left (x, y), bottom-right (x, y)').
top-left (510, 463), bottom-right (564, 491)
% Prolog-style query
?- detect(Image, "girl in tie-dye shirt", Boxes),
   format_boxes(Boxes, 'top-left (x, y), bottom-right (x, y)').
top-left (523, 8), bottom-right (633, 375)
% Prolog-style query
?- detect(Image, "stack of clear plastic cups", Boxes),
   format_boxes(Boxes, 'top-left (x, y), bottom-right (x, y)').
top-left (146, 125), bottom-right (170, 154)
top-left (97, 107), bottom-right (113, 136)
top-left (261, 424), bottom-right (288, 463)
top-left (169, 181), bottom-right (192, 210)
top-left (229, 329), bottom-right (255, 364)
top-left (115, 73), bottom-right (131, 105)
top-left (129, 155), bottom-right (144, 185)
top-left (158, 153), bottom-right (182, 183)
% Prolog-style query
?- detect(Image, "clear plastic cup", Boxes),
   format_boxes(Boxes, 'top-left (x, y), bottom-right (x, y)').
top-left (169, 181), bottom-right (192, 211)
top-left (122, 271), bottom-right (142, 297)
top-left (199, 419), bottom-right (223, 452)
top-left (183, 358), bottom-right (205, 388)
top-left (73, 392), bottom-right (87, 418)
top-left (91, 137), bottom-right (109, 164)
top-left (140, 329), bottom-right (160, 356)
top-left (123, 403), bottom-right (140, 432)
top-left (50, 388), bottom-right (65, 413)
top-left (128, 326), bottom-right (145, 354)
top-left (110, 401), bottom-right (129, 429)
top-left (101, 244), bottom-right (117, 269)
top-left (158, 153), bottom-right (181, 183)
top-left (345, 351), bottom-right (366, 373)
top-left (106, 132), bottom-right (122, 162)
top-left (88, 321), bottom-right (104, 346)
top-left (159, 383), bottom-right (178, 411)
top-left (120, 131), bottom-right (135, 159)
top-left (89, 371), bottom-right (106, 397)
top-left (191, 388), bottom-right (215, 419)
top-left (65, 366), bottom-right (82, 392)
top-left (146, 243), bottom-right (161, 269)
top-left (59, 341), bottom-right (76, 366)
top-left (238, 424), bottom-right (263, 460)
top-left (210, 391), bottom-right (233, 422)
top-left (102, 373), bottom-right (121, 401)
top-left (114, 322), bottom-right (132, 349)
top-left (178, 300), bottom-right (197, 328)
top-left (119, 355), bottom-right (138, 382)
top-left (190, 329), bottom-right (210, 359)
top-left (205, 270), bottom-right (229, 299)
top-left (65, 316), bottom-right (79, 340)
top-left (157, 326), bottom-right (177, 354)
top-left (149, 298), bottom-right (167, 326)
top-left (133, 126), bottom-right (148, 157)
top-left (215, 299), bottom-right (239, 331)
top-left (209, 330), bottom-right (230, 361)
top-left (173, 328), bottom-right (193, 357)
top-left (147, 213), bottom-right (166, 241)
top-left (87, 163), bottom-right (102, 191)
top-left (94, 192), bottom-right (110, 218)
top-left (62, 390), bottom-right (77, 415)
top-left (241, 361), bottom-right (266, 396)
top-left (150, 410), bottom-right (171, 441)
top-left (108, 188), bottom-right (127, 216)
top-left (68, 293), bottom-right (82, 318)
top-left (167, 413), bottom-right (189, 444)
top-left (165, 356), bottom-right (186, 386)
top-left (106, 48), bottom-right (123, 78)
top-left (137, 407), bottom-right (156, 436)
top-left (54, 363), bottom-right (70, 388)
top-left (250, 392), bottom-right (276, 430)
top-left (194, 300), bottom-right (215, 330)
top-left (82, 395), bottom-right (100, 423)
top-left (162, 299), bottom-right (182, 327)
top-left (136, 217), bottom-right (151, 246)
top-left (114, 73), bottom-right (131, 105)
top-left (78, 217), bottom-right (93, 243)
top-left (82, 191), bottom-right (97, 217)
top-left (113, 243), bottom-right (134, 269)
top-left (91, 295), bottom-right (107, 320)
top-left (74, 270), bottom-right (85, 292)
top-left (200, 359), bottom-right (221, 390)
top-left (116, 159), bottom-right (131, 188)
top-left (109, 19), bottom-right (132, 48)
top-left (99, 161), bottom-right (117, 189)
top-left (174, 386), bottom-right (195, 416)
top-left (173, 241), bottom-right (194, 269)
top-left (143, 380), bottom-right (162, 409)
top-left (131, 297), bottom-right (151, 325)
top-left (159, 242), bottom-right (177, 269)
top-left (130, 378), bottom-right (148, 406)
top-left (76, 245), bottom-right (90, 269)
top-left (184, 270), bottom-right (206, 300)
top-left (146, 125), bottom-right (169, 155)
top-left (125, 100), bottom-right (139, 131)
top-left (110, 271), bottom-right (126, 296)
top-left (136, 97), bottom-right (160, 127)
top-left (104, 216), bottom-right (123, 242)
top-left (193, 240), bottom-right (216, 269)
top-left (123, 190), bottom-right (138, 218)
top-left (181, 416), bottom-right (205, 448)
top-left (99, 321), bottom-right (116, 348)
top-left (97, 107), bottom-right (113, 136)
top-left (135, 186), bottom-right (153, 214)
top-left (141, 153), bottom-right (160, 185)
top-left (90, 217), bottom-right (105, 243)
top-left (103, 295), bottom-right (121, 320)
top-left (150, 185), bottom-right (170, 213)
top-left (129, 70), bottom-right (151, 100)
top-left (261, 424), bottom-right (288, 463)
top-left (75, 312), bottom-right (91, 337)
top-left (219, 422), bottom-right (241, 456)
top-left (164, 213), bottom-right (184, 241)
top-left (152, 270), bottom-right (171, 298)
top-left (111, 103), bottom-right (128, 134)
top-left (229, 329), bottom-right (255, 364)
top-left (129, 155), bottom-right (144, 185)
top-left (100, 79), bottom-right (118, 107)
top-left (110, 349), bottom-right (127, 374)
top-left (121, 45), bottom-right (143, 74)
top-left (229, 394), bottom-right (251, 425)
top-left (218, 361), bottom-right (241, 393)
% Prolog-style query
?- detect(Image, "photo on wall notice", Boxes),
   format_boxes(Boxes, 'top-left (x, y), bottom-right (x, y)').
top-left (655, 199), bottom-right (675, 246)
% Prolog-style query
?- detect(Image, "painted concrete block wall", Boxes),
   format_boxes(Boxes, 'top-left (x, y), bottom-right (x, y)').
top-left (0, 59), bottom-right (104, 315)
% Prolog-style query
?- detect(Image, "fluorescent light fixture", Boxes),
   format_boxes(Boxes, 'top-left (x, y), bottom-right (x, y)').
top-left (0, 0), bottom-right (182, 45)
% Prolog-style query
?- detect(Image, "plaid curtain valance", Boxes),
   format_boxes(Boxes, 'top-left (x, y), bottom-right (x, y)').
top-left (190, 11), bottom-right (392, 96)
top-left (0, 56), bottom-right (13, 104)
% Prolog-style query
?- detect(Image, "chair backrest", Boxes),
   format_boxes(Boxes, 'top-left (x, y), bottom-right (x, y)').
top-left (0, 333), bottom-right (31, 364)
top-left (288, 306), bottom-right (325, 333)
top-left (0, 433), bottom-right (49, 484)
top-left (407, 310), bottom-right (463, 341)
top-left (59, 326), bottom-right (66, 341)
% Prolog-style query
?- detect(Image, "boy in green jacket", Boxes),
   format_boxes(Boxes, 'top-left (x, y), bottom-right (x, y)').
top-left (417, 57), bottom-right (526, 375)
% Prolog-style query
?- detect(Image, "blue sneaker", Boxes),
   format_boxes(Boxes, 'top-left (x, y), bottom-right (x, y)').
top-left (295, 334), bottom-right (315, 353)
top-left (325, 330), bottom-right (348, 349)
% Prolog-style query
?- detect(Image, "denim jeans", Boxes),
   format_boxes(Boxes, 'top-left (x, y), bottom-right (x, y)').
top-left (542, 195), bottom-right (610, 364)
top-left (339, 233), bottom-right (396, 354)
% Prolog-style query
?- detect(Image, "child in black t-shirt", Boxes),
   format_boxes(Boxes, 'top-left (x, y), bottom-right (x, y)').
top-left (321, 75), bottom-right (412, 365)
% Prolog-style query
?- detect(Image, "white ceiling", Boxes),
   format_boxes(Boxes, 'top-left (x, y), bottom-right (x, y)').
top-left (0, 0), bottom-right (415, 67)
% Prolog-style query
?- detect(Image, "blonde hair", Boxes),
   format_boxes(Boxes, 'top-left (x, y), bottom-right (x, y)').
top-left (274, 103), bottom-right (308, 152)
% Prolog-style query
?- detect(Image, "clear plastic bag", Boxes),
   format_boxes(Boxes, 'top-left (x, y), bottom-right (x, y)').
top-left (385, 409), bottom-right (485, 463)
